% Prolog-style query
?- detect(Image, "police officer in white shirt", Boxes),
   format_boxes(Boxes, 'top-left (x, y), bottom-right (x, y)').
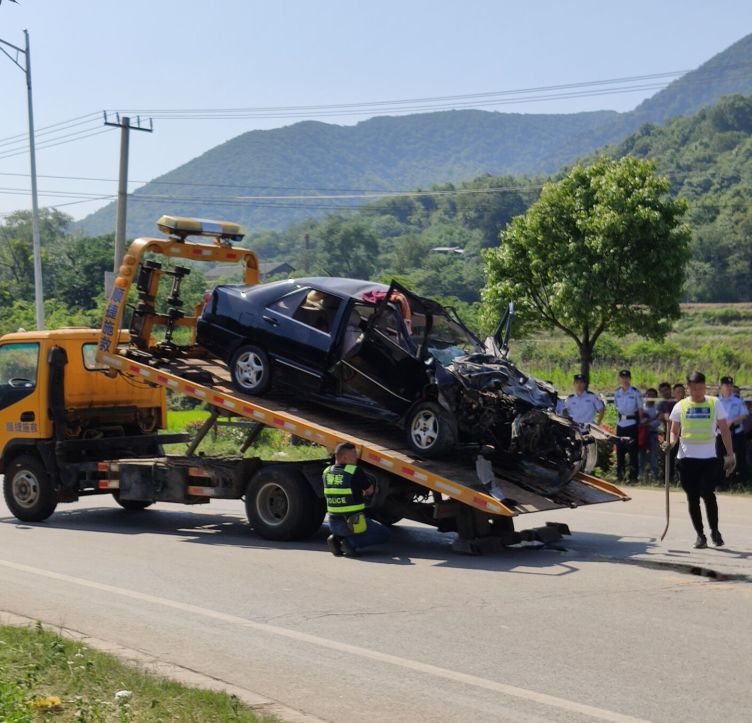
top-left (560, 374), bottom-right (605, 428)
top-left (716, 375), bottom-right (749, 485)
top-left (614, 369), bottom-right (642, 482)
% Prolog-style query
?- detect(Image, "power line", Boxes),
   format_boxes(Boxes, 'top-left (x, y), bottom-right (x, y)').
top-left (0, 127), bottom-right (115, 161)
top-left (0, 111), bottom-right (101, 146)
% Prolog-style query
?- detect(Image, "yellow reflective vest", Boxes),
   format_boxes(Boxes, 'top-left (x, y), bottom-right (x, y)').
top-left (323, 464), bottom-right (366, 516)
top-left (679, 396), bottom-right (718, 443)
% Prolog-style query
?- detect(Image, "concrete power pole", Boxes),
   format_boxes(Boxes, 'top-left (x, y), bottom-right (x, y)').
top-left (103, 113), bottom-right (153, 273)
top-left (0, 29), bottom-right (45, 329)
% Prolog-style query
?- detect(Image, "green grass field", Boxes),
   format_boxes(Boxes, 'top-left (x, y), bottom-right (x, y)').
top-left (512, 304), bottom-right (752, 394)
top-left (0, 623), bottom-right (271, 722)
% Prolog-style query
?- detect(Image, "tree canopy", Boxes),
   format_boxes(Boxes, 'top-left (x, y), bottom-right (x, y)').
top-left (482, 157), bottom-right (692, 379)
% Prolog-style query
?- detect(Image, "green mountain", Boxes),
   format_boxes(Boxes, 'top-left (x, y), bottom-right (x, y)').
top-left (79, 32), bottom-right (752, 239)
top-left (601, 94), bottom-right (752, 302)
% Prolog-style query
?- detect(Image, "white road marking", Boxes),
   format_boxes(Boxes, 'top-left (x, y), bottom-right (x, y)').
top-left (0, 558), bottom-right (650, 723)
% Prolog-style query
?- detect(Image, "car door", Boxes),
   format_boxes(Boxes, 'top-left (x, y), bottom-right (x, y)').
top-left (261, 287), bottom-right (342, 392)
top-left (337, 301), bottom-right (426, 415)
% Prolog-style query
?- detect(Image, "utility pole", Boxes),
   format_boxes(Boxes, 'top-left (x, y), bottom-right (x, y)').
top-left (0, 29), bottom-right (45, 329)
top-left (103, 113), bottom-right (153, 273)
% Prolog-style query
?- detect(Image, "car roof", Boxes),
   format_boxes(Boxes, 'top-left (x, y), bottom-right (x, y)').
top-left (218, 277), bottom-right (390, 302)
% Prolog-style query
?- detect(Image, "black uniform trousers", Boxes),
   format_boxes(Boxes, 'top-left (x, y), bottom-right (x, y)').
top-left (616, 424), bottom-right (639, 482)
top-left (677, 457), bottom-right (719, 535)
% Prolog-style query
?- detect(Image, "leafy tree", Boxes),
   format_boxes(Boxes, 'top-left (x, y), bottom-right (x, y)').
top-left (0, 209), bottom-right (71, 301)
top-left (48, 233), bottom-right (115, 308)
top-left (312, 217), bottom-right (379, 278)
top-left (482, 157), bottom-right (691, 379)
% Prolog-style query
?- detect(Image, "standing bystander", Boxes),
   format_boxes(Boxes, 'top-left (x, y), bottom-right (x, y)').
top-left (559, 373), bottom-right (605, 428)
top-left (668, 371), bottom-right (735, 548)
top-left (716, 376), bottom-right (749, 486)
top-left (614, 369), bottom-right (642, 482)
top-left (640, 388), bottom-right (660, 480)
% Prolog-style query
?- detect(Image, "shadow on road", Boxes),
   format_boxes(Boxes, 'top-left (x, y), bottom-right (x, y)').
top-left (0, 504), bottom-right (662, 575)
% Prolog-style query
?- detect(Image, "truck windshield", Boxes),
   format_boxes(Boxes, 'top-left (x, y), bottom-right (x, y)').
top-left (0, 342), bottom-right (39, 385)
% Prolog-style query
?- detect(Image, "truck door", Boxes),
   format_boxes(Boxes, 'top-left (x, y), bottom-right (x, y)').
top-left (0, 341), bottom-right (43, 453)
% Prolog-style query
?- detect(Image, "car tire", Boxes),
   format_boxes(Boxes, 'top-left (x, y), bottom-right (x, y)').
top-left (230, 344), bottom-right (271, 395)
top-left (112, 491), bottom-right (154, 511)
top-left (405, 401), bottom-right (457, 458)
top-left (3, 455), bottom-right (58, 522)
top-left (245, 466), bottom-right (322, 541)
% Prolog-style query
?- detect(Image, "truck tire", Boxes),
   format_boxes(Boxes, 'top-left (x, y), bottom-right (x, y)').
top-left (405, 401), bottom-right (457, 458)
top-left (3, 455), bottom-right (58, 522)
top-left (111, 492), bottom-right (154, 511)
top-left (245, 466), bottom-right (321, 541)
top-left (230, 344), bottom-right (271, 396)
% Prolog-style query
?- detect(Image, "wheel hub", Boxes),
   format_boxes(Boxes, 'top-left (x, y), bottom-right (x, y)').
top-left (236, 352), bottom-right (264, 387)
top-left (12, 471), bottom-right (40, 509)
top-left (411, 410), bottom-right (439, 449)
top-left (256, 482), bottom-right (290, 526)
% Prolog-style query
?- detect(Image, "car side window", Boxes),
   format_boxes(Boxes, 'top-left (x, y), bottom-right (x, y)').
top-left (268, 288), bottom-right (310, 318)
top-left (287, 289), bottom-right (341, 334)
top-left (0, 342), bottom-right (39, 386)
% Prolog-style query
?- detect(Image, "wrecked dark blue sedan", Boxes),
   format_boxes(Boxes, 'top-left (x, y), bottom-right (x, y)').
top-left (196, 277), bottom-right (596, 482)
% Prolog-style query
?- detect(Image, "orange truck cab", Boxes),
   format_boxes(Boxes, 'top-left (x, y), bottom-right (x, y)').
top-left (0, 328), bottom-right (173, 520)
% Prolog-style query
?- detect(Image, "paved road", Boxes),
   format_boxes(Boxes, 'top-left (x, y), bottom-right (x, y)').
top-left (1, 487), bottom-right (751, 722)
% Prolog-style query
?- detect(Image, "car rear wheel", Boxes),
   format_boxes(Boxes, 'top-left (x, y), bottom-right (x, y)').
top-left (230, 344), bottom-right (271, 395)
top-left (405, 401), bottom-right (457, 458)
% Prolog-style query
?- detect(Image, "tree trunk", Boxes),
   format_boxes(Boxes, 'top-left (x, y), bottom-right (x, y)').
top-left (579, 344), bottom-right (594, 385)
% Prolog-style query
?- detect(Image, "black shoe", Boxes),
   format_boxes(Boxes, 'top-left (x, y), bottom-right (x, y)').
top-left (326, 534), bottom-right (343, 557)
top-left (694, 534), bottom-right (708, 549)
top-left (340, 538), bottom-right (359, 557)
top-left (711, 530), bottom-right (725, 547)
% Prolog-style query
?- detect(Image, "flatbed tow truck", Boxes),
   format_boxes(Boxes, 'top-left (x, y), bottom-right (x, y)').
top-left (1, 217), bottom-right (629, 554)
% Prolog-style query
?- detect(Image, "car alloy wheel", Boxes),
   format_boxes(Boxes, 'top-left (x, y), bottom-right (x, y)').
top-left (411, 408), bottom-right (440, 450)
top-left (236, 350), bottom-right (265, 387)
top-left (229, 344), bottom-right (271, 395)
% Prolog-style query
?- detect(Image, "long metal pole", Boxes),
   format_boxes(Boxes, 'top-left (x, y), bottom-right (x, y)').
top-left (113, 116), bottom-right (130, 272)
top-left (24, 29), bottom-right (44, 330)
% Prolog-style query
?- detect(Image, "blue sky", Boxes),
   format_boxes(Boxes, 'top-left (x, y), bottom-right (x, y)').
top-left (1, 0), bottom-right (752, 221)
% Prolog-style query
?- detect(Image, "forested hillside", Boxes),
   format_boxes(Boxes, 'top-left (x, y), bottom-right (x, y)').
top-left (239, 95), bottom-right (752, 306)
top-left (601, 94), bottom-right (752, 302)
top-left (78, 33), bottom-right (752, 237)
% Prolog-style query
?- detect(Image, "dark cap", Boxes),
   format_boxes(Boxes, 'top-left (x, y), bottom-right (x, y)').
top-left (720, 376), bottom-right (734, 385)
top-left (573, 374), bottom-right (586, 382)
top-left (618, 369), bottom-right (631, 378)
top-left (687, 371), bottom-right (706, 384)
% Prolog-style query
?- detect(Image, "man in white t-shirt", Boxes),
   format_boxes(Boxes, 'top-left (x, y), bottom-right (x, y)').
top-left (668, 371), bottom-right (735, 549)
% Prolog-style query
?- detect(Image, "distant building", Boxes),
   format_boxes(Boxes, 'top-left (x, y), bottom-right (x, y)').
top-left (259, 261), bottom-right (296, 280)
top-left (430, 246), bottom-right (464, 255)
top-left (204, 260), bottom-right (295, 282)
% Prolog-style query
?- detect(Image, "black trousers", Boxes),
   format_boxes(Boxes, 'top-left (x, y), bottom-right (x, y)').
top-left (677, 457), bottom-right (719, 535)
top-left (616, 424), bottom-right (639, 481)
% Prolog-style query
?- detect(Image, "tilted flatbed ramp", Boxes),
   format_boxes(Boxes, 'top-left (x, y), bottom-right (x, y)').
top-left (98, 349), bottom-right (629, 517)
top-left (95, 225), bottom-right (628, 535)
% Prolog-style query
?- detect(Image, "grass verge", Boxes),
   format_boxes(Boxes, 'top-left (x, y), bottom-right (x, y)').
top-left (0, 622), bottom-right (272, 722)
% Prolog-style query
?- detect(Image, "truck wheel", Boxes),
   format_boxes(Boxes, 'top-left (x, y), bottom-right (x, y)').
top-left (3, 455), bottom-right (58, 522)
top-left (230, 344), bottom-right (271, 396)
top-left (405, 401), bottom-right (457, 458)
top-left (111, 492), bottom-right (153, 511)
top-left (245, 466), bottom-right (319, 541)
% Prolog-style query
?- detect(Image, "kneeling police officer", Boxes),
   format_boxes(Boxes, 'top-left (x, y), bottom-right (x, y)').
top-left (324, 441), bottom-right (389, 557)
